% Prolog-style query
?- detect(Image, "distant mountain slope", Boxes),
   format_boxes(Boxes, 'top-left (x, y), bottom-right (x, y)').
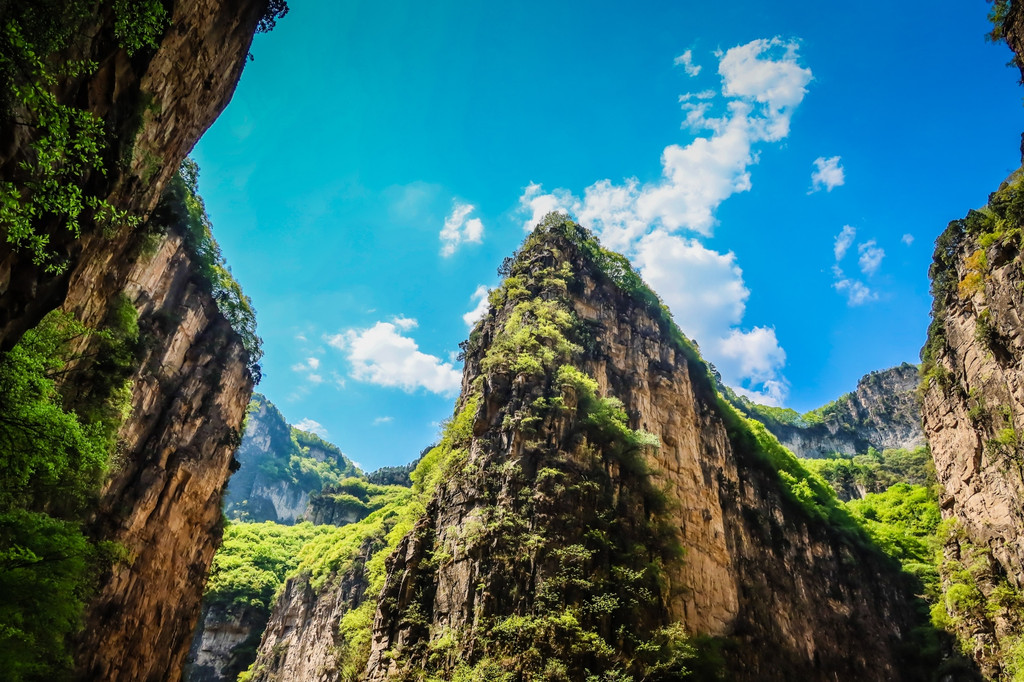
top-left (223, 394), bottom-right (360, 523)
top-left (722, 363), bottom-right (925, 458)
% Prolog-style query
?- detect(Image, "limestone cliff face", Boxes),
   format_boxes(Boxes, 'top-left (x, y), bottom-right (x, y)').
top-left (70, 230), bottom-right (253, 682)
top-left (0, 2), bottom-right (268, 680)
top-left (185, 603), bottom-right (267, 682)
top-left (224, 394), bottom-right (359, 523)
top-left (0, 0), bottom-right (267, 352)
top-left (250, 218), bottom-right (924, 682)
top-left (921, 172), bottom-right (1024, 676)
top-left (249, 535), bottom-right (382, 682)
top-left (756, 363), bottom-right (924, 459)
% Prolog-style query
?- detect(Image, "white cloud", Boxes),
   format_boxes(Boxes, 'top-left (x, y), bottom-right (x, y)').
top-left (833, 225), bottom-right (855, 261)
top-left (519, 183), bottom-right (573, 232)
top-left (636, 231), bottom-right (788, 404)
top-left (338, 321), bottom-right (461, 395)
top-left (857, 240), bottom-right (885, 276)
top-left (439, 201), bottom-right (485, 256)
top-left (831, 227), bottom-right (881, 306)
top-left (463, 285), bottom-right (490, 328)
top-left (833, 266), bottom-right (878, 306)
top-left (810, 156), bottom-right (844, 193)
top-left (514, 38), bottom-right (811, 403)
top-left (674, 49), bottom-right (702, 77)
top-left (373, 416), bottom-right (394, 425)
top-left (901, 233), bottom-right (914, 246)
top-left (636, 231), bottom-right (748, 344)
top-left (292, 357), bottom-right (320, 372)
top-left (392, 315), bottom-right (418, 330)
top-left (292, 356), bottom-right (324, 385)
top-left (325, 333), bottom-right (346, 350)
top-left (520, 38), bottom-right (812, 251)
top-left (294, 418), bottom-right (328, 437)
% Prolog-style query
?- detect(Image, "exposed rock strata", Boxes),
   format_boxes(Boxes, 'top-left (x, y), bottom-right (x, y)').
top-left (0, 2), bottom-right (268, 680)
top-left (223, 394), bottom-right (359, 524)
top-left (251, 220), bottom-right (925, 682)
top-left (921, 174), bottom-right (1024, 675)
top-left (759, 363), bottom-right (925, 459)
top-left (71, 231), bottom-right (253, 682)
top-left (185, 603), bottom-right (267, 682)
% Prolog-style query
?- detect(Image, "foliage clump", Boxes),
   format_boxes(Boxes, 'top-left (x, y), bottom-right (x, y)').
top-left (205, 521), bottom-right (331, 610)
top-left (148, 159), bottom-right (264, 382)
top-left (0, 307), bottom-right (138, 679)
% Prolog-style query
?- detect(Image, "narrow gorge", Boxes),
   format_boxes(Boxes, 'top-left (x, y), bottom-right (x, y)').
top-left (3, 1), bottom-right (1024, 682)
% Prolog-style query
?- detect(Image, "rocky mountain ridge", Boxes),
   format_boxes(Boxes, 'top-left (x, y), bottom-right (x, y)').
top-left (243, 215), bottom-right (929, 681)
top-left (224, 394), bottom-right (360, 524)
top-left (727, 362), bottom-right (925, 459)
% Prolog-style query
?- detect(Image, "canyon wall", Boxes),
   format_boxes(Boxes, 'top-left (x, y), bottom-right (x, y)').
top-left (0, 1), bottom-right (269, 680)
top-left (248, 217), bottom-right (926, 682)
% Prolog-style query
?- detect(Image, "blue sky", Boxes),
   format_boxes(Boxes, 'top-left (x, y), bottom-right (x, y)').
top-left (193, 0), bottom-right (1023, 470)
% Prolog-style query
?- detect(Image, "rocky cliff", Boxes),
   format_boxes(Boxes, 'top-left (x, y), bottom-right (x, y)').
top-left (728, 363), bottom-right (925, 459)
top-left (921, 169), bottom-right (1024, 676)
top-left (71, 227), bottom-right (254, 681)
top-left (0, 2), bottom-right (273, 680)
top-left (246, 215), bottom-right (928, 682)
top-left (224, 394), bottom-right (360, 523)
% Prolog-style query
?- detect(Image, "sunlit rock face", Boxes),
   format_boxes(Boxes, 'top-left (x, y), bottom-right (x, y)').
top-left (760, 363), bottom-right (924, 459)
top-left (922, 169), bottom-right (1024, 677)
top-left (0, 1), bottom-right (267, 680)
top-left (249, 218), bottom-right (924, 682)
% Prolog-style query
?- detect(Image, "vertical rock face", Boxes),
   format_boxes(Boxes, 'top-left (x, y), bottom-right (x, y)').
top-left (0, 0), bottom-right (266, 350)
top-left (921, 172), bottom-right (1024, 675)
top-left (747, 363), bottom-right (925, 459)
top-left (70, 232), bottom-right (253, 682)
top-left (186, 603), bottom-right (267, 682)
top-left (0, 2), bottom-right (267, 680)
top-left (251, 218), bottom-right (924, 682)
top-left (224, 394), bottom-right (360, 523)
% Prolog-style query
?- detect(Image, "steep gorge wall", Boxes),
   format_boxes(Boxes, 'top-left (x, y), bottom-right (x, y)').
top-left (249, 219), bottom-right (925, 682)
top-left (921, 173), bottom-right (1024, 676)
top-left (763, 363), bottom-right (924, 459)
top-left (72, 231), bottom-right (253, 681)
top-left (918, 6), bottom-right (1024, 676)
top-left (0, 1), bottom-right (269, 680)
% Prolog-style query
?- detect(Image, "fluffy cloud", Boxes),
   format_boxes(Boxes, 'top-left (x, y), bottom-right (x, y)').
top-left (674, 49), bottom-right (702, 77)
top-left (635, 231), bottom-right (788, 404)
top-left (439, 201), bottom-right (484, 256)
top-left (635, 231), bottom-right (747, 344)
top-left (373, 416), bottom-right (394, 425)
top-left (294, 418), bottom-right (328, 437)
top-left (858, 240), bottom-right (885, 276)
top-left (291, 356), bottom-right (324, 384)
top-left (833, 267), bottom-right (878, 306)
top-left (901, 233), bottom-right (914, 246)
top-left (338, 321), bottom-right (461, 395)
top-left (833, 225), bottom-right (856, 261)
top-left (522, 39), bottom-right (811, 249)
top-left (810, 156), bottom-right (844, 193)
top-left (515, 38), bottom-right (810, 403)
top-left (519, 183), bottom-right (573, 232)
top-left (463, 285), bottom-right (490, 328)
top-left (391, 315), bottom-right (418, 330)
top-left (831, 226), bottom-right (882, 306)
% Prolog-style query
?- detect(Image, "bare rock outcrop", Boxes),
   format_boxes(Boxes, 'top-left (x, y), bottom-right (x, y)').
top-left (250, 217), bottom-right (926, 682)
top-left (0, 2), bottom-right (269, 680)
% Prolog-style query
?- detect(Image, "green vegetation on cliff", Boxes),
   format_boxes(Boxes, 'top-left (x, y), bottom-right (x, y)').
top-left (801, 446), bottom-right (936, 499)
top-left (0, 307), bottom-right (138, 679)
